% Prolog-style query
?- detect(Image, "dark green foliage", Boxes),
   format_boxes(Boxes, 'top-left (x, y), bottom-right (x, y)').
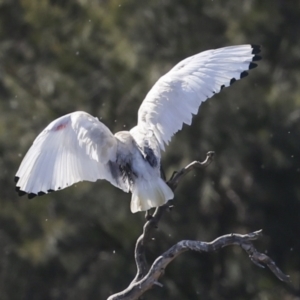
top-left (1, 0), bottom-right (300, 299)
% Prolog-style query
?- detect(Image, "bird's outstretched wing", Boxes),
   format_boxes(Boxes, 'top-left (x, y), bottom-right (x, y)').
top-left (15, 111), bottom-right (122, 198)
top-left (136, 45), bottom-right (261, 150)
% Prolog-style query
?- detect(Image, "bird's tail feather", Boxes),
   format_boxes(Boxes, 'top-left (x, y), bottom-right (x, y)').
top-left (130, 177), bottom-right (174, 213)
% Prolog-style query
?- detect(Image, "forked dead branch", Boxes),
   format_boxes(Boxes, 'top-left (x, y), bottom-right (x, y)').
top-left (108, 152), bottom-right (290, 300)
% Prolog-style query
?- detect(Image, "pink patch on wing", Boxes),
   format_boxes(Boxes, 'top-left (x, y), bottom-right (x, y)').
top-left (54, 122), bottom-right (68, 131)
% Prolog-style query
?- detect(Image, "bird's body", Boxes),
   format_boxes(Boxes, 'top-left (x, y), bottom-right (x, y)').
top-left (109, 129), bottom-right (173, 212)
top-left (15, 45), bottom-right (261, 212)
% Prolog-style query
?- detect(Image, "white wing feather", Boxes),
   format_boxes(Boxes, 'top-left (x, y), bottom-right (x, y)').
top-left (136, 45), bottom-right (261, 150)
top-left (15, 111), bottom-right (119, 197)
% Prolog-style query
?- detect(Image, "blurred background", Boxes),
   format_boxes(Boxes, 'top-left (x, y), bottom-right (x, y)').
top-left (1, 0), bottom-right (300, 299)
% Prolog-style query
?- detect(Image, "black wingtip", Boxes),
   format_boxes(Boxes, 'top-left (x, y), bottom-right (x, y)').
top-left (16, 184), bottom-right (47, 198)
top-left (28, 193), bottom-right (37, 199)
top-left (249, 62), bottom-right (258, 70)
top-left (15, 186), bottom-right (26, 196)
top-left (230, 78), bottom-right (236, 85)
top-left (18, 190), bottom-right (27, 197)
top-left (253, 55), bottom-right (262, 61)
top-left (14, 176), bottom-right (19, 183)
top-left (240, 71), bottom-right (249, 79)
top-left (251, 44), bottom-right (261, 55)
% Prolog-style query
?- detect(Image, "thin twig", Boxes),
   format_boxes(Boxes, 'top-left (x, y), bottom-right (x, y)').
top-left (167, 151), bottom-right (215, 190)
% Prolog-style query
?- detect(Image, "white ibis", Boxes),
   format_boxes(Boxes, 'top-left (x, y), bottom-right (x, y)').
top-left (15, 45), bottom-right (261, 213)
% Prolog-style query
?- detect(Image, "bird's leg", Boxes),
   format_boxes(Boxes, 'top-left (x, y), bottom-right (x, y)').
top-left (145, 210), bottom-right (153, 220)
top-left (160, 163), bottom-right (166, 181)
top-left (169, 171), bottom-right (178, 181)
top-left (168, 203), bottom-right (174, 212)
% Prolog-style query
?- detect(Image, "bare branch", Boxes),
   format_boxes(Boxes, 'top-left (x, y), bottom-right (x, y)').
top-left (107, 230), bottom-right (290, 300)
top-left (130, 152), bottom-right (215, 284)
top-left (107, 153), bottom-right (290, 300)
top-left (168, 151), bottom-right (215, 190)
